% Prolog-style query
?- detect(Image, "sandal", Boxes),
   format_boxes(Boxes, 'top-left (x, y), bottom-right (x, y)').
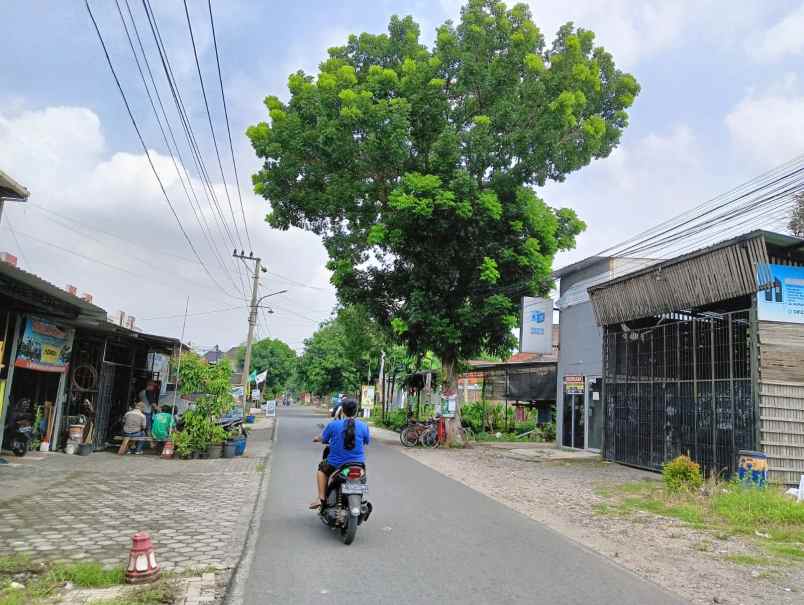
top-left (309, 499), bottom-right (324, 510)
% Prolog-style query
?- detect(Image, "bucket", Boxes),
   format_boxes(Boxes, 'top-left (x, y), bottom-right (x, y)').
top-left (69, 425), bottom-right (85, 441)
top-left (78, 443), bottom-right (93, 456)
top-left (223, 442), bottom-right (237, 458)
top-left (737, 450), bottom-right (768, 487)
top-left (65, 441), bottom-right (78, 455)
top-left (39, 441), bottom-right (50, 453)
top-left (207, 444), bottom-right (223, 459)
top-left (246, 415), bottom-right (256, 424)
top-left (234, 436), bottom-right (247, 456)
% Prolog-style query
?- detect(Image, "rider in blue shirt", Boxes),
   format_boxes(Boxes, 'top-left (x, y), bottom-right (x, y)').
top-left (310, 398), bottom-right (370, 509)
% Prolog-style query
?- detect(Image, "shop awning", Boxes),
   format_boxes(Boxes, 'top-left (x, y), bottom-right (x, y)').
top-left (588, 231), bottom-right (775, 326)
top-left (0, 169), bottom-right (29, 202)
top-left (0, 260), bottom-right (106, 320)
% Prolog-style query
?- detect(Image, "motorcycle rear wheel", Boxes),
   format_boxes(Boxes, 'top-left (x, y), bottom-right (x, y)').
top-left (341, 514), bottom-right (358, 545)
top-left (12, 442), bottom-right (27, 457)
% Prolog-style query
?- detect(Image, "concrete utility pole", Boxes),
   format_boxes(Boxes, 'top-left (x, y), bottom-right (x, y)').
top-left (233, 250), bottom-right (287, 416)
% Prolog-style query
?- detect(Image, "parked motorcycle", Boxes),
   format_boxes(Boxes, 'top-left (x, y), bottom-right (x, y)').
top-left (3, 419), bottom-right (33, 457)
top-left (319, 462), bottom-right (372, 544)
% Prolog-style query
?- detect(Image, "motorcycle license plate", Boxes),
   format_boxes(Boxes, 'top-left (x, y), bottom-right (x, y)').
top-left (341, 481), bottom-right (368, 495)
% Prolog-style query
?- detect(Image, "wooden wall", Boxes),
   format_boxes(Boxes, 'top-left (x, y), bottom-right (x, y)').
top-left (758, 321), bottom-right (804, 485)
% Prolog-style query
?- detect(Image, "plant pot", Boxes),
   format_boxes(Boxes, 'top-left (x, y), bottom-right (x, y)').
top-left (78, 443), bottom-right (93, 456)
top-left (197, 451), bottom-right (209, 460)
top-left (207, 443), bottom-right (223, 459)
top-left (190, 451), bottom-right (200, 460)
top-left (65, 441), bottom-right (79, 455)
top-left (223, 442), bottom-right (237, 458)
top-left (245, 415), bottom-right (256, 424)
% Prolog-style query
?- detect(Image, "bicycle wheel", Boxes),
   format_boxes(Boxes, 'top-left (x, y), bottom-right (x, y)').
top-left (421, 428), bottom-right (440, 448)
top-left (400, 426), bottom-right (419, 448)
top-left (461, 426), bottom-right (475, 442)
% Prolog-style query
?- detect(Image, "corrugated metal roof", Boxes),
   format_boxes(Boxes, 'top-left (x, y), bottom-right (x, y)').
top-left (588, 230), bottom-right (779, 325)
top-left (0, 260), bottom-right (106, 319)
top-left (0, 169), bottom-right (30, 201)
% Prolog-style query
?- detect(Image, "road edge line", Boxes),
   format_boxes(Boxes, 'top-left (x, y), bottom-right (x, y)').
top-left (223, 416), bottom-right (279, 605)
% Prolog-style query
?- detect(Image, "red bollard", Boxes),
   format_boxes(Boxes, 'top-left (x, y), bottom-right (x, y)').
top-left (125, 532), bottom-right (161, 584)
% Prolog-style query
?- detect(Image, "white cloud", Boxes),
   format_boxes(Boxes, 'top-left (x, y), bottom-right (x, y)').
top-left (725, 76), bottom-right (804, 167)
top-left (543, 124), bottom-right (712, 267)
top-left (751, 3), bottom-right (804, 62)
top-left (0, 104), bottom-right (336, 352)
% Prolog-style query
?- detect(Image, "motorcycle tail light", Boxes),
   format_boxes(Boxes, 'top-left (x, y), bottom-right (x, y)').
top-left (347, 466), bottom-right (364, 479)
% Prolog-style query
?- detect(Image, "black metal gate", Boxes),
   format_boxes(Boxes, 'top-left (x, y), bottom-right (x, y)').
top-left (602, 310), bottom-right (755, 474)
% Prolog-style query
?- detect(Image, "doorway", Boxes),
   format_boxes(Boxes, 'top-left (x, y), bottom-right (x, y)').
top-left (561, 375), bottom-right (586, 449)
top-left (586, 376), bottom-right (603, 451)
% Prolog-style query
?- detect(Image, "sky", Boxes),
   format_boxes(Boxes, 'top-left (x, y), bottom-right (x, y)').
top-left (1, 0), bottom-right (804, 353)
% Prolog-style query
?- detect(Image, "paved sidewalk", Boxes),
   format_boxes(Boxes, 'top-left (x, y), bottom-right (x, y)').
top-left (0, 418), bottom-right (274, 572)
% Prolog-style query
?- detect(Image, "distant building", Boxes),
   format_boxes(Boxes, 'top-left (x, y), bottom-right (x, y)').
top-left (204, 346), bottom-right (224, 364)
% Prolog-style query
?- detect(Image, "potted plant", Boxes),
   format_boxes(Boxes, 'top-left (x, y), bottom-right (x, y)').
top-left (173, 431), bottom-right (192, 459)
top-left (207, 425), bottom-right (227, 459)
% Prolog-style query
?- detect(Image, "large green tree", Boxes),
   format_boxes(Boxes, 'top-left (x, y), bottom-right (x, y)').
top-left (295, 320), bottom-right (360, 397)
top-left (235, 337), bottom-right (297, 397)
top-left (249, 0), bottom-right (639, 424)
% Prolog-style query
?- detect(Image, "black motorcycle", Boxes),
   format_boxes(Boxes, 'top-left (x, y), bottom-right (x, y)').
top-left (3, 419), bottom-right (33, 457)
top-left (319, 462), bottom-right (372, 545)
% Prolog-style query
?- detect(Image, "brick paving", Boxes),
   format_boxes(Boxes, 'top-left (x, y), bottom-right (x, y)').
top-left (0, 418), bottom-right (273, 572)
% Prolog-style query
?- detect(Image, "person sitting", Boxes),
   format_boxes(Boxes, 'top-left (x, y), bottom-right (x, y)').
top-left (123, 402), bottom-right (148, 455)
top-left (310, 398), bottom-right (369, 509)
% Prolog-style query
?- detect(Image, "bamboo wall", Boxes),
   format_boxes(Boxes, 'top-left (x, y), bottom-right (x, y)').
top-left (758, 321), bottom-right (804, 485)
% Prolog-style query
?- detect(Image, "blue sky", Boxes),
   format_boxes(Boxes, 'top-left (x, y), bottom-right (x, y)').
top-left (2, 1), bottom-right (804, 351)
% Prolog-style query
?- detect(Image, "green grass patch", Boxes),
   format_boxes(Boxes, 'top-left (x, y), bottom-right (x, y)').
top-left (49, 562), bottom-right (124, 588)
top-left (596, 480), bottom-right (804, 564)
top-left (0, 558), bottom-right (126, 605)
top-left (767, 544), bottom-right (804, 560)
top-left (724, 554), bottom-right (769, 566)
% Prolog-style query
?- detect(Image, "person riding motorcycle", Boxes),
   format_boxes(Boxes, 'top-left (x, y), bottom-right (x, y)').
top-left (310, 398), bottom-right (370, 510)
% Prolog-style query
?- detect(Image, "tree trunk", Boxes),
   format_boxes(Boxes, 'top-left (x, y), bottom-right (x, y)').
top-left (442, 356), bottom-right (463, 446)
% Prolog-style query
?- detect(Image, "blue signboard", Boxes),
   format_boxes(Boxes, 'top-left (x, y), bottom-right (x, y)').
top-left (758, 264), bottom-right (804, 323)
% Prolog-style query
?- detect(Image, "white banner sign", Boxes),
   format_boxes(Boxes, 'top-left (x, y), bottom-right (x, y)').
top-left (520, 297), bottom-right (553, 353)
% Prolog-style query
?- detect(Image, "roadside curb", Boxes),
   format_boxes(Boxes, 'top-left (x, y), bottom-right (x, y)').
top-left (222, 417), bottom-right (278, 605)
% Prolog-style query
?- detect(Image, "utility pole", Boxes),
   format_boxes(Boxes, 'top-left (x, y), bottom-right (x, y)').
top-left (233, 249), bottom-right (287, 417)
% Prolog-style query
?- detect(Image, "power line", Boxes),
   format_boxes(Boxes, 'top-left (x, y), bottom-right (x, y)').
top-left (181, 0), bottom-right (244, 252)
top-left (84, 0), bottom-right (237, 301)
top-left (207, 0), bottom-right (252, 252)
top-left (139, 0), bottom-right (250, 299)
top-left (113, 0), bottom-right (241, 293)
top-left (4, 217), bottom-right (29, 269)
top-left (140, 305), bottom-right (247, 321)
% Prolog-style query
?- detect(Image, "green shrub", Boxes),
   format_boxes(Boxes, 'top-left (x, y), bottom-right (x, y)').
top-left (662, 455), bottom-right (703, 492)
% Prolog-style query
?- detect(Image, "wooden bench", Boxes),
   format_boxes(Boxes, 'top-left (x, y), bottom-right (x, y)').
top-left (113, 435), bottom-right (157, 455)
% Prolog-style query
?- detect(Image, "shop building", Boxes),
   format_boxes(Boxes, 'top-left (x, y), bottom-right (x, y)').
top-left (588, 231), bottom-right (804, 485)
top-left (0, 257), bottom-right (178, 453)
top-left (553, 256), bottom-right (656, 451)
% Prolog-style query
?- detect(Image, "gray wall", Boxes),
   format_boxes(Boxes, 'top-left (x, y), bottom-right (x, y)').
top-left (555, 301), bottom-right (603, 448)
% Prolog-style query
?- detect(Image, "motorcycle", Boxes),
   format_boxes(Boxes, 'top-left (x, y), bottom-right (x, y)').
top-left (319, 461), bottom-right (372, 545)
top-left (3, 419), bottom-right (33, 457)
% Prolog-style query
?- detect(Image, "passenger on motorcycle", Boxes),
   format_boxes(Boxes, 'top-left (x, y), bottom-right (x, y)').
top-left (310, 398), bottom-right (370, 509)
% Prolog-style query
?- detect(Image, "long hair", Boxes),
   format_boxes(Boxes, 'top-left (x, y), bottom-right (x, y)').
top-left (342, 399), bottom-right (358, 450)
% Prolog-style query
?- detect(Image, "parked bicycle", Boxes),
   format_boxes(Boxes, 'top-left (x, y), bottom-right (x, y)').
top-left (399, 418), bottom-right (439, 448)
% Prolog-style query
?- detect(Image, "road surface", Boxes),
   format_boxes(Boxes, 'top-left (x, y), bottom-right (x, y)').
top-left (239, 407), bottom-right (685, 604)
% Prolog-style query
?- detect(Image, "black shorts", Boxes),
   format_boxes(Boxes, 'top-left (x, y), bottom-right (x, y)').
top-left (318, 461), bottom-right (338, 476)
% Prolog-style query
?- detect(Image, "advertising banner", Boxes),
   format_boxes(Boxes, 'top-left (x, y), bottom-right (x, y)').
top-left (15, 317), bottom-right (74, 373)
top-left (264, 399), bottom-right (276, 417)
top-left (564, 375), bottom-right (585, 395)
top-left (758, 264), bottom-right (804, 324)
top-left (520, 297), bottom-right (553, 353)
top-left (360, 385), bottom-right (375, 410)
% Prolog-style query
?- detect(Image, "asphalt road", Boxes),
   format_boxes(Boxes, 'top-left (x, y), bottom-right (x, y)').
top-left (240, 407), bottom-right (686, 604)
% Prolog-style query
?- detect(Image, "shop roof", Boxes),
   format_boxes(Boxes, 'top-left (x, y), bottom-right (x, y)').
top-left (0, 260), bottom-right (107, 320)
top-left (0, 169), bottom-right (29, 201)
top-left (71, 316), bottom-right (180, 350)
top-left (552, 256), bottom-right (610, 279)
top-left (588, 230), bottom-right (799, 326)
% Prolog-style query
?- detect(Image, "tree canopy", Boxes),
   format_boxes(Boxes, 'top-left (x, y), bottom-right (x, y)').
top-left (789, 192), bottom-right (804, 238)
top-left (235, 337), bottom-right (297, 397)
top-left (248, 0), bottom-right (639, 382)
